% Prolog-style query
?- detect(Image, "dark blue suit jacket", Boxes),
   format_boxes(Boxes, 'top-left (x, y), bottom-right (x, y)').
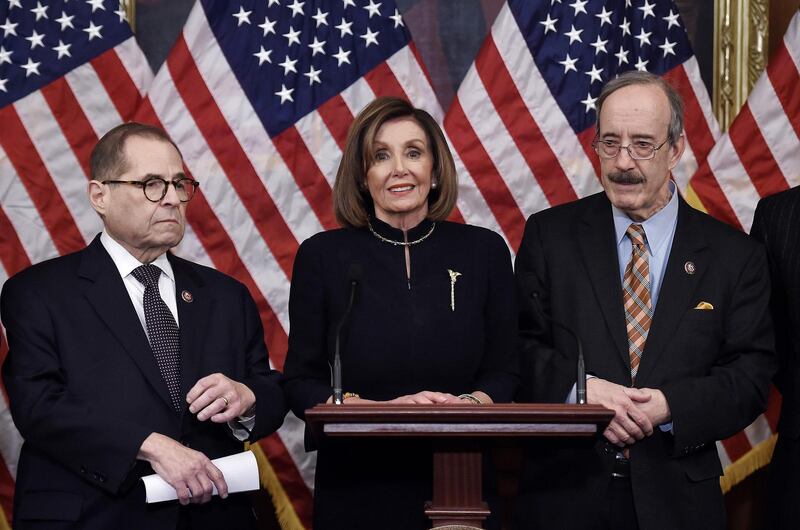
top-left (1, 235), bottom-right (286, 529)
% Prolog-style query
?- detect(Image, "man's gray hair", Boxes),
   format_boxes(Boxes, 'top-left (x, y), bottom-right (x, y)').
top-left (595, 71), bottom-right (684, 145)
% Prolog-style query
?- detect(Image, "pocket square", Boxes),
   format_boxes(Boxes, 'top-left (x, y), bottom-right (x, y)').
top-left (694, 301), bottom-right (714, 310)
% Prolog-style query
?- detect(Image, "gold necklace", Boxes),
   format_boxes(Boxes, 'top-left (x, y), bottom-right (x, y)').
top-left (367, 220), bottom-right (436, 247)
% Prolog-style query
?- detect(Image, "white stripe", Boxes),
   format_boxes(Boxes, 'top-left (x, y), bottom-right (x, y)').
top-left (706, 132), bottom-right (760, 230)
top-left (682, 58), bottom-right (721, 140)
top-left (339, 77), bottom-right (377, 117)
top-left (491, 5), bottom-right (600, 199)
top-left (172, 224), bottom-right (215, 269)
top-left (182, 5), bottom-right (323, 244)
top-left (0, 148), bottom-right (59, 264)
top-left (716, 440), bottom-right (733, 469)
top-left (0, 399), bottom-right (22, 479)
top-left (65, 62), bottom-right (125, 138)
top-left (458, 65), bottom-right (549, 217)
top-left (385, 46), bottom-right (443, 122)
top-left (13, 93), bottom-right (100, 244)
top-left (149, 68), bottom-right (291, 333)
top-left (748, 75), bottom-right (800, 187)
top-left (114, 37), bottom-right (154, 96)
top-left (672, 142), bottom-right (698, 193)
top-left (743, 414), bottom-right (773, 447)
top-left (276, 412), bottom-right (317, 490)
top-left (783, 12), bottom-right (800, 73)
top-left (294, 111), bottom-right (341, 188)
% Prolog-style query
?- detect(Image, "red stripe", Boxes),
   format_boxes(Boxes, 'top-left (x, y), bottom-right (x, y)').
top-left (317, 95), bottom-right (354, 151)
top-left (721, 431), bottom-right (753, 462)
top-left (90, 47), bottom-right (141, 121)
top-left (258, 435), bottom-right (314, 529)
top-left (686, 161), bottom-right (742, 229)
top-left (728, 105), bottom-right (790, 197)
top-left (445, 98), bottom-right (524, 248)
top-left (271, 126), bottom-right (337, 230)
top-left (765, 385), bottom-right (782, 432)
top-left (166, 36), bottom-right (301, 276)
top-left (0, 330), bottom-right (11, 402)
top-left (39, 78), bottom-right (98, 179)
top-left (409, 42), bottom-right (437, 92)
top-left (475, 36), bottom-right (578, 206)
top-left (0, 207), bottom-right (32, 277)
top-left (766, 43), bottom-right (800, 141)
top-left (133, 100), bottom-right (312, 522)
top-left (364, 61), bottom-right (409, 100)
top-left (0, 106), bottom-right (85, 255)
top-left (576, 127), bottom-right (601, 180)
top-left (663, 66), bottom-right (716, 168)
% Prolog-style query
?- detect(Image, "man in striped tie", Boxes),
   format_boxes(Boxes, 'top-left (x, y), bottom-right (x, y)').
top-left (514, 71), bottom-right (775, 530)
top-left (1, 123), bottom-right (287, 529)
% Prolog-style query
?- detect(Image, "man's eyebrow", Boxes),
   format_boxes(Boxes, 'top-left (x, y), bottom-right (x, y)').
top-left (142, 172), bottom-right (188, 181)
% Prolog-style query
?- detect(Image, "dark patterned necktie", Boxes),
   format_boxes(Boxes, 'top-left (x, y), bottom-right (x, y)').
top-left (622, 224), bottom-right (653, 383)
top-left (131, 264), bottom-right (183, 412)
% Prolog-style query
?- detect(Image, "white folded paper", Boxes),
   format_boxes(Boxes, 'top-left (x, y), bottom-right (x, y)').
top-left (142, 450), bottom-right (260, 503)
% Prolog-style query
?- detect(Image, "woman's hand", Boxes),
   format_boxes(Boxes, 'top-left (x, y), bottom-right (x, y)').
top-left (387, 391), bottom-right (462, 404)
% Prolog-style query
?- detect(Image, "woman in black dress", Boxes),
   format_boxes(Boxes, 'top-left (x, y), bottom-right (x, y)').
top-left (283, 96), bottom-right (517, 529)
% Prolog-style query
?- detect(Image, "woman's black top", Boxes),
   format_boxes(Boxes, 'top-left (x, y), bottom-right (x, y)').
top-left (283, 216), bottom-right (518, 529)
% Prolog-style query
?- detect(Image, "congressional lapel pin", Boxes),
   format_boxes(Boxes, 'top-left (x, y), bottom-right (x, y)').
top-left (447, 269), bottom-right (461, 312)
top-left (684, 261), bottom-right (696, 275)
top-left (181, 290), bottom-right (194, 303)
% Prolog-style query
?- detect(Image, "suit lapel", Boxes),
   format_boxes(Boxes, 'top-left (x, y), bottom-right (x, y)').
top-left (169, 254), bottom-right (212, 406)
top-left (79, 237), bottom-right (175, 411)
top-left (635, 199), bottom-right (709, 386)
top-left (578, 194), bottom-right (630, 369)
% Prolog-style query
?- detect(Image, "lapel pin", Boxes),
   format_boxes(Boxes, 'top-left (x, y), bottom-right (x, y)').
top-left (684, 261), bottom-right (696, 275)
top-left (181, 290), bottom-right (194, 303)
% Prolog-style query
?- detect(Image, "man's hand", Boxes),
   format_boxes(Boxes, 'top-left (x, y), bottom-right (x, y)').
top-left (187, 373), bottom-right (255, 422)
top-left (587, 378), bottom-right (654, 447)
top-left (137, 432), bottom-right (227, 505)
top-left (636, 388), bottom-right (672, 426)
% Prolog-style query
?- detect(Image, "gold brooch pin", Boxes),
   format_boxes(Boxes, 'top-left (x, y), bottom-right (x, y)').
top-left (447, 269), bottom-right (461, 311)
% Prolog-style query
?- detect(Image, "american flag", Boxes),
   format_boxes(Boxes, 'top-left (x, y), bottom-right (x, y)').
top-left (132, 0), bottom-right (443, 527)
top-left (0, 0), bottom-right (151, 525)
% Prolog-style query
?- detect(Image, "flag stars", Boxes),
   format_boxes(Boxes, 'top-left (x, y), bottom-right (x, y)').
top-left (336, 18), bottom-right (353, 37)
top-left (0, 46), bottom-right (12, 65)
top-left (308, 36), bottom-right (326, 56)
top-left (283, 26), bottom-right (301, 46)
top-left (86, 0), bottom-right (105, 13)
top-left (540, 14), bottom-right (558, 34)
top-left (7, 0), bottom-right (21, 9)
top-left (585, 64), bottom-right (603, 84)
top-left (595, 6), bottom-right (612, 26)
top-left (360, 27), bottom-right (379, 47)
top-left (26, 30), bottom-right (46, 49)
top-left (56, 11), bottom-right (75, 31)
top-left (364, 0), bottom-right (382, 18)
top-left (258, 16), bottom-right (276, 36)
top-left (569, 0), bottom-right (588, 16)
top-left (268, 0), bottom-right (280, 6)
top-left (342, 0), bottom-right (356, 7)
top-left (615, 46), bottom-right (629, 65)
top-left (390, 9), bottom-right (404, 28)
top-left (635, 28), bottom-right (652, 47)
top-left (1, 19), bottom-right (18, 38)
top-left (275, 83), bottom-right (294, 103)
top-left (581, 93), bottom-right (597, 112)
top-left (21, 57), bottom-right (41, 77)
top-left (659, 38), bottom-right (676, 57)
top-left (83, 21), bottom-right (103, 40)
top-left (619, 17), bottom-right (631, 37)
top-left (312, 8), bottom-right (329, 27)
top-left (0, 78), bottom-right (7, 93)
top-left (279, 55), bottom-right (298, 74)
top-left (114, 7), bottom-right (128, 23)
top-left (53, 39), bottom-right (72, 59)
top-left (254, 46), bottom-right (272, 65)
top-left (233, 6), bottom-right (251, 26)
top-left (639, 0), bottom-right (656, 19)
top-left (304, 65), bottom-right (321, 85)
top-left (333, 46), bottom-right (351, 66)
top-left (558, 53), bottom-right (578, 73)
top-left (590, 35), bottom-right (608, 55)
top-left (288, 0), bottom-right (304, 17)
top-left (564, 24), bottom-right (583, 44)
top-left (663, 9), bottom-right (681, 29)
top-left (635, 57), bottom-right (649, 72)
top-left (31, 2), bottom-right (49, 21)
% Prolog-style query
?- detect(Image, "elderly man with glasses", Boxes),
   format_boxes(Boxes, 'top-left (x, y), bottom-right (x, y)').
top-left (513, 71), bottom-right (775, 530)
top-left (1, 123), bottom-right (286, 530)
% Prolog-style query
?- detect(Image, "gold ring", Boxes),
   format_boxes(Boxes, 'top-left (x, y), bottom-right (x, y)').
top-left (220, 396), bottom-right (229, 407)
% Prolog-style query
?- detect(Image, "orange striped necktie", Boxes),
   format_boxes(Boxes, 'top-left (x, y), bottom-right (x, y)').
top-left (623, 224), bottom-right (653, 384)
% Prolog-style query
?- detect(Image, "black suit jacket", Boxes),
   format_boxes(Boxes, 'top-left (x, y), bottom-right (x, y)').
top-left (514, 192), bottom-right (775, 530)
top-left (1, 236), bottom-right (287, 529)
top-left (751, 187), bottom-right (800, 438)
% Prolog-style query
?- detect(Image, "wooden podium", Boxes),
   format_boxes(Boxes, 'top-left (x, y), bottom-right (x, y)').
top-left (305, 403), bottom-right (613, 529)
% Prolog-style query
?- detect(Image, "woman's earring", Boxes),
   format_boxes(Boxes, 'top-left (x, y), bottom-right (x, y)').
top-left (431, 180), bottom-right (438, 189)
